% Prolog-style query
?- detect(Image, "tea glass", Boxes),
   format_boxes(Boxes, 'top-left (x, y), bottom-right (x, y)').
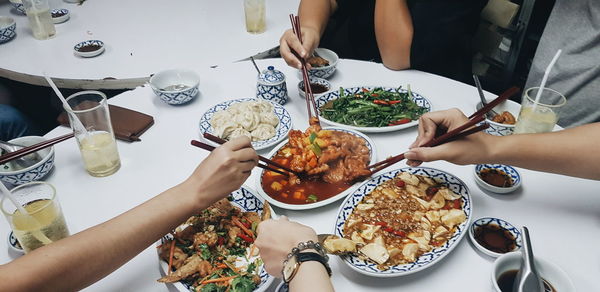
top-left (244, 0), bottom-right (266, 34)
top-left (514, 87), bottom-right (566, 134)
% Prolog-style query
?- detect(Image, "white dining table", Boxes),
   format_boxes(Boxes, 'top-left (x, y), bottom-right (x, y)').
top-left (0, 0), bottom-right (298, 89)
top-left (1, 58), bottom-right (598, 291)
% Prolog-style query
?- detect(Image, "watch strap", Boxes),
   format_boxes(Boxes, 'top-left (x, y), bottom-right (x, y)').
top-left (296, 252), bottom-right (332, 277)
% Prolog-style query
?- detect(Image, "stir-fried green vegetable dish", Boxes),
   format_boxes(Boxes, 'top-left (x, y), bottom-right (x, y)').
top-left (320, 86), bottom-right (427, 127)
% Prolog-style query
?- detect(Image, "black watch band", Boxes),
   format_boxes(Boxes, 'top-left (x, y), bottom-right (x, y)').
top-left (296, 252), bottom-right (332, 277)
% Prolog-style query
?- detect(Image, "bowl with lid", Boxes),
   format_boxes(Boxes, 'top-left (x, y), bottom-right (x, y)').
top-left (0, 17), bottom-right (16, 44)
top-left (307, 48), bottom-right (338, 79)
top-left (474, 164), bottom-right (521, 194)
top-left (149, 69), bottom-right (200, 105)
top-left (256, 66), bottom-right (288, 105)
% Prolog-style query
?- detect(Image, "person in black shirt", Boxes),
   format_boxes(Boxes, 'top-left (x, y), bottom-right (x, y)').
top-left (280, 0), bottom-right (487, 83)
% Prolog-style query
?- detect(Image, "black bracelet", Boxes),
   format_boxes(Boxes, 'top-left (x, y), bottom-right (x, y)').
top-left (296, 252), bottom-right (332, 277)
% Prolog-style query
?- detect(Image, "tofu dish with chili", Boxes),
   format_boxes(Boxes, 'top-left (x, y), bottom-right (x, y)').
top-left (325, 172), bottom-right (466, 269)
top-left (157, 198), bottom-right (264, 291)
top-left (261, 118), bottom-right (371, 205)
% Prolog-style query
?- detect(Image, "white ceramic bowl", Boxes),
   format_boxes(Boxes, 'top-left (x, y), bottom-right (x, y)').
top-left (73, 40), bottom-right (105, 58)
top-left (0, 136), bottom-right (55, 186)
top-left (477, 99), bottom-right (520, 136)
top-left (492, 252), bottom-right (575, 292)
top-left (468, 217), bottom-right (522, 258)
top-left (51, 9), bottom-right (70, 24)
top-left (307, 48), bottom-right (338, 79)
top-left (149, 69), bottom-right (200, 105)
top-left (474, 164), bottom-right (521, 194)
top-left (7, 231), bottom-right (23, 254)
top-left (0, 16), bottom-right (16, 44)
top-left (298, 77), bottom-right (331, 99)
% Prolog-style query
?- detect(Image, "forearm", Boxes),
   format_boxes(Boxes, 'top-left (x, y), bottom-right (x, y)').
top-left (487, 123), bottom-right (600, 180)
top-left (289, 261), bottom-right (334, 292)
top-left (374, 0), bottom-right (413, 70)
top-left (298, 0), bottom-right (333, 36)
top-left (1, 181), bottom-right (209, 291)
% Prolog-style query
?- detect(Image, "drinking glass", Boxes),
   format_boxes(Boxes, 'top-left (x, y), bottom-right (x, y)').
top-left (1, 182), bottom-right (69, 253)
top-left (244, 0), bottom-right (266, 34)
top-left (65, 91), bottom-right (121, 177)
top-left (514, 87), bottom-right (566, 134)
top-left (21, 0), bottom-right (56, 40)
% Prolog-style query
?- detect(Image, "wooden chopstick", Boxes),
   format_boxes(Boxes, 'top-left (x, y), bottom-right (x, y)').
top-left (190, 140), bottom-right (291, 177)
top-left (202, 133), bottom-right (299, 176)
top-left (468, 86), bottom-right (519, 119)
top-left (0, 133), bottom-right (75, 165)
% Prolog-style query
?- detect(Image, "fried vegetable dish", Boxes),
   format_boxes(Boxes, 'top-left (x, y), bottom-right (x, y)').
top-left (320, 86), bottom-right (427, 128)
top-left (307, 56), bottom-right (330, 68)
top-left (491, 111), bottom-right (516, 125)
top-left (157, 199), bottom-right (264, 292)
top-left (329, 172), bottom-right (466, 269)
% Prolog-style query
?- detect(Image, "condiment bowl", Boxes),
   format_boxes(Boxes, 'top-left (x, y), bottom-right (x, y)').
top-left (308, 48), bottom-right (338, 79)
top-left (476, 99), bottom-right (520, 136)
top-left (0, 17), bottom-right (16, 44)
top-left (0, 136), bottom-right (55, 186)
top-left (474, 164), bottom-right (521, 194)
top-left (149, 69), bottom-right (200, 105)
top-left (7, 231), bottom-right (23, 254)
top-left (298, 77), bottom-right (331, 99)
top-left (9, 0), bottom-right (26, 14)
top-left (51, 9), bottom-right (70, 24)
top-left (73, 40), bottom-right (105, 58)
top-left (468, 217), bottom-right (521, 258)
top-left (492, 252), bottom-right (575, 292)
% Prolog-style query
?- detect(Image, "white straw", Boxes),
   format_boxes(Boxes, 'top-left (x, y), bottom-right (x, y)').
top-left (43, 73), bottom-right (89, 136)
top-left (0, 183), bottom-right (52, 244)
top-left (533, 49), bottom-right (562, 106)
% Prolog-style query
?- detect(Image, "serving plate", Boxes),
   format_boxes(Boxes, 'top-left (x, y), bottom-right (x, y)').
top-left (199, 98), bottom-right (292, 151)
top-left (334, 167), bottom-right (472, 277)
top-left (157, 185), bottom-right (275, 292)
top-left (256, 127), bottom-right (377, 210)
top-left (315, 86), bottom-right (432, 133)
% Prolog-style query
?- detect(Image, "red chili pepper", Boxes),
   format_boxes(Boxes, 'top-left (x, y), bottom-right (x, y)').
top-left (362, 88), bottom-right (369, 93)
top-left (371, 93), bottom-right (380, 97)
top-left (389, 118), bottom-right (412, 125)
top-left (425, 186), bottom-right (439, 197)
top-left (383, 227), bottom-right (394, 233)
top-left (240, 220), bottom-right (251, 229)
top-left (217, 237), bottom-right (225, 245)
top-left (374, 221), bottom-right (388, 227)
top-left (373, 99), bottom-right (389, 105)
top-left (396, 180), bottom-right (406, 187)
top-left (237, 233), bottom-right (254, 243)
top-left (388, 100), bottom-right (402, 105)
top-left (452, 199), bottom-right (461, 209)
top-left (393, 230), bottom-right (406, 237)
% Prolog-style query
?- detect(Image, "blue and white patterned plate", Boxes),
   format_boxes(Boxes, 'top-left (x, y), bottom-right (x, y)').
top-left (474, 164), bottom-right (521, 194)
top-left (256, 127), bottom-right (377, 210)
top-left (315, 86), bottom-right (432, 133)
top-left (157, 186), bottom-right (275, 292)
top-left (468, 217), bottom-right (522, 258)
top-left (334, 167), bottom-right (472, 277)
top-left (198, 98), bottom-right (292, 151)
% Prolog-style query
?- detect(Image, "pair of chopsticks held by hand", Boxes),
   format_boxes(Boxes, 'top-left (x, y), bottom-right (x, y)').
top-left (367, 87), bottom-right (520, 174)
top-left (191, 133), bottom-right (301, 178)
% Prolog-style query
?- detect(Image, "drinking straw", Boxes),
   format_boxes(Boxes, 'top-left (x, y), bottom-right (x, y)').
top-left (43, 73), bottom-right (89, 137)
top-left (532, 49), bottom-right (562, 108)
top-left (0, 183), bottom-right (52, 245)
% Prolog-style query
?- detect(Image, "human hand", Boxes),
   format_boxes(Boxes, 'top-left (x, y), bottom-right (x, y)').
top-left (279, 27), bottom-right (320, 69)
top-left (186, 137), bottom-right (258, 205)
top-left (404, 108), bottom-right (495, 166)
top-left (255, 217), bottom-right (318, 277)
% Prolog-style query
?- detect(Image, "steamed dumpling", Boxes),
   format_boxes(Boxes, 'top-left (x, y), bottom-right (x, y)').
top-left (254, 100), bottom-right (274, 113)
top-left (251, 124), bottom-right (276, 141)
top-left (229, 128), bottom-right (252, 140)
top-left (228, 102), bottom-right (251, 114)
top-left (214, 121), bottom-right (238, 139)
top-left (210, 110), bottom-right (230, 129)
top-left (260, 112), bottom-right (279, 127)
top-left (235, 111), bottom-right (261, 131)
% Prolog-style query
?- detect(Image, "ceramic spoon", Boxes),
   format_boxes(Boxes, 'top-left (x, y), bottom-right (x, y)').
top-left (513, 226), bottom-right (544, 292)
top-left (0, 140), bottom-right (42, 170)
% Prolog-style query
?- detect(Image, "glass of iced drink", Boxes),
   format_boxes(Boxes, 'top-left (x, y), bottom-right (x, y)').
top-left (1, 182), bottom-right (70, 253)
top-left (65, 91), bottom-right (121, 177)
top-left (514, 87), bottom-right (566, 134)
top-left (21, 0), bottom-right (56, 40)
top-left (244, 0), bottom-right (266, 34)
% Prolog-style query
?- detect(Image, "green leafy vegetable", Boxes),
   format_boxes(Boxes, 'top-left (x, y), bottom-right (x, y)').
top-left (309, 132), bottom-right (317, 143)
top-left (306, 194), bottom-right (318, 203)
top-left (199, 244), bottom-right (211, 260)
top-left (230, 276), bottom-right (256, 292)
top-left (200, 283), bottom-right (227, 292)
top-left (246, 262), bottom-right (257, 274)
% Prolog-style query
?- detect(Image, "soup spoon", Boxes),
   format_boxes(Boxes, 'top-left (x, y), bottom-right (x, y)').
top-left (0, 140), bottom-right (42, 170)
top-left (513, 226), bottom-right (544, 292)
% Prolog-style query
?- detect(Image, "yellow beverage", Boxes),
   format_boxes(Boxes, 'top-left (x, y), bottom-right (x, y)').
top-left (79, 131), bottom-right (121, 177)
top-left (514, 106), bottom-right (558, 134)
top-left (244, 0), bottom-right (266, 34)
top-left (26, 8), bottom-right (56, 40)
top-left (12, 199), bottom-right (69, 253)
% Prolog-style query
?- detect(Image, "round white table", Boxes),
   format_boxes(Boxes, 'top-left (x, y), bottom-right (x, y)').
top-left (1, 59), bottom-right (598, 291)
top-left (0, 0), bottom-right (298, 89)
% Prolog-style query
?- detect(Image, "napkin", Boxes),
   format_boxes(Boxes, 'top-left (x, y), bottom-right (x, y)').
top-left (57, 105), bottom-right (154, 142)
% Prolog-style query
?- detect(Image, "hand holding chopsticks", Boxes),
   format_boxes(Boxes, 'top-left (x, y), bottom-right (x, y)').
top-left (0, 133), bottom-right (75, 166)
top-left (368, 87), bottom-right (520, 174)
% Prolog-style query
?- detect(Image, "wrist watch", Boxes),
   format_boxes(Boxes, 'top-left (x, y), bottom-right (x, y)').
top-left (282, 241), bottom-right (332, 283)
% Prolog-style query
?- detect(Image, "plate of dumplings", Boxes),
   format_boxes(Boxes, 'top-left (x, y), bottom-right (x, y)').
top-left (199, 98), bottom-right (293, 150)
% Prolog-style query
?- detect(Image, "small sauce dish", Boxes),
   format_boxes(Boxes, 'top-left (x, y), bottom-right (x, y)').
top-left (51, 9), bottom-right (70, 24)
top-left (7, 231), bottom-right (24, 255)
top-left (469, 217), bottom-right (522, 258)
top-left (474, 164), bottom-right (521, 194)
top-left (74, 40), bottom-right (105, 58)
top-left (298, 77), bottom-right (331, 99)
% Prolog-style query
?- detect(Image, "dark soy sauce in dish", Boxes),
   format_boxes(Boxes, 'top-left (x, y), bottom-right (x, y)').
top-left (479, 168), bottom-right (513, 187)
top-left (474, 224), bottom-right (516, 253)
top-left (77, 44), bottom-right (102, 52)
top-left (497, 269), bottom-right (557, 292)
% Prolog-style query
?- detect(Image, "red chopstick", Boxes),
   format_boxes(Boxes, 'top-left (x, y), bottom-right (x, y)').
top-left (202, 133), bottom-right (300, 176)
top-left (190, 140), bottom-right (291, 177)
top-left (0, 133), bottom-right (75, 165)
top-left (468, 86), bottom-right (520, 119)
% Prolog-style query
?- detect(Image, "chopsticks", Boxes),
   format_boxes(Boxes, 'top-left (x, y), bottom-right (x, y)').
top-left (0, 133), bottom-right (75, 165)
top-left (289, 14), bottom-right (320, 126)
top-left (368, 87), bottom-right (520, 174)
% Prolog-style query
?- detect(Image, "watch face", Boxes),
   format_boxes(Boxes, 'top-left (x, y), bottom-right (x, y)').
top-left (283, 256), bottom-right (298, 282)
